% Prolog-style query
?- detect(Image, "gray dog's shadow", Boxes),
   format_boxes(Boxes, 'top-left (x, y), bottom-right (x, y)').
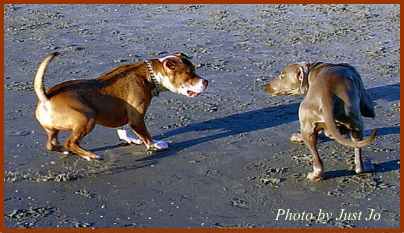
top-left (97, 83), bottom-right (400, 177)
top-left (324, 159), bottom-right (400, 180)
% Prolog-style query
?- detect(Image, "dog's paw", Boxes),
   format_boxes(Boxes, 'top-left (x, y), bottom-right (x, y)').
top-left (127, 136), bottom-right (143, 145)
top-left (82, 154), bottom-right (102, 161)
top-left (307, 171), bottom-right (323, 182)
top-left (154, 140), bottom-right (169, 150)
top-left (355, 158), bottom-right (374, 174)
top-left (355, 167), bottom-right (363, 174)
top-left (147, 140), bottom-right (169, 151)
top-left (117, 129), bottom-right (143, 144)
top-left (290, 133), bottom-right (304, 144)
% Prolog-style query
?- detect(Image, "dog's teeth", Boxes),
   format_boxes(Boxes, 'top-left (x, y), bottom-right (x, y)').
top-left (63, 151), bottom-right (69, 155)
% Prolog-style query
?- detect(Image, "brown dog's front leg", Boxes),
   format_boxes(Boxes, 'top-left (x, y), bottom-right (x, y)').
top-left (302, 130), bottom-right (324, 181)
top-left (129, 120), bottom-right (153, 149)
top-left (129, 120), bottom-right (169, 151)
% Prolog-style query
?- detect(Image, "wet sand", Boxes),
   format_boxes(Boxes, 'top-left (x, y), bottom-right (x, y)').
top-left (4, 4), bottom-right (400, 228)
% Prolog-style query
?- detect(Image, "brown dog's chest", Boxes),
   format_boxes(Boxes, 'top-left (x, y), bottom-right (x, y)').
top-left (89, 83), bottom-right (152, 128)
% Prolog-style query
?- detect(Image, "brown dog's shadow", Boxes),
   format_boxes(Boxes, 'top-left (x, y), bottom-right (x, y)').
top-left (92, 142), bottom-right (130, 153)
top-left (110, 84), bottom-right (400, 166)
top-left (37, 152), bottom-right (156, 181)
top-left (145, 84), bottom-right (400, 159)
top-left (138, 102), bottom-right (301, 161)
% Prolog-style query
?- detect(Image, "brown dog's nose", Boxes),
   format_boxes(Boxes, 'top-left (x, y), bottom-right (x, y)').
top-left (202, 79), bottom-right (208, 88)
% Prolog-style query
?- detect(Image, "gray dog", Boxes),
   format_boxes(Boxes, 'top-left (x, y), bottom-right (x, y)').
top-left (264, 62), bottom-right (377, 181)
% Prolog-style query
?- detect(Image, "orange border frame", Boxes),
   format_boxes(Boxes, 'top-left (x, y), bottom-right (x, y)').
top-left (1, 1), bottom-right (402, 233)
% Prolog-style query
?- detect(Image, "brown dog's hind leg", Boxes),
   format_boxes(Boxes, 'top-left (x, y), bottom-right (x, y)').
top-left (64, 115), bottom-right (99, 161)
top-left (45, 128), bottom-right (64, 152)
top-left (303, 129), bottom-right (324, 181)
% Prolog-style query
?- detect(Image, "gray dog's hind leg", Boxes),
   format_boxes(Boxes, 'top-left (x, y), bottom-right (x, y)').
top-left (290, 132), bottom-right (304, 144)
top-left (351, 130), bottom-right (364, 174)
top-left (302, 129), bottom-right (324, 181)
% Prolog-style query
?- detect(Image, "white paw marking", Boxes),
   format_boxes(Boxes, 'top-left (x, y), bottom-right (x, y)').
top-left (290, 133), bottom-right (303, 143)
top-left (307, 170), bottom-right (323, 181)
top-left (83, 154), bottom-right (101, 161)
top-left (355, 168), bottom-right (363, 174)
top-left (153, 140), bottom-right (169, 150)
top-left (147, 140), bottom-right (169, 151)
top-left (117, 129), bottom-right (143, 144)
top-left (127, 136), bottom-right (143, 145)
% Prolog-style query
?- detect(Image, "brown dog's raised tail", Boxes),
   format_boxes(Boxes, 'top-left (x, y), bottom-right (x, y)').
top-left (34, 52), bottom-right (59, 103)
top-left (322, 95), bottom-right (377, 148)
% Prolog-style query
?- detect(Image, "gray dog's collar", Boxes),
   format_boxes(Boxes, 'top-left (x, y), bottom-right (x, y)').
top-left (297, 62), bottom-right (310, 94)
top-left (144, 60), bottom-right (160, 97)
top-left (299, 63), bottom-right (309, 75)
top-left (297, 62), bottom-right (323, 94)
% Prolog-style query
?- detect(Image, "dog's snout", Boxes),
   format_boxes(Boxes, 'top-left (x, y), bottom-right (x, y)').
top-left (202, 79), bottom-right (208, 88)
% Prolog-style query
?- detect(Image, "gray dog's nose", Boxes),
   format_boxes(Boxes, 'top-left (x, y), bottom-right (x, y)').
top-left (263, 84), bottom-right (273, 94)
top-left (202, 79), bottom-right (208, 88)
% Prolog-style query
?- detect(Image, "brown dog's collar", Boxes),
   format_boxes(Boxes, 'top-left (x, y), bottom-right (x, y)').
top-left (144, 60), bottom-right (160, 97)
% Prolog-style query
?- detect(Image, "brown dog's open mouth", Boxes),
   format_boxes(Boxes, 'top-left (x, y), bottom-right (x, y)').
top-left (187, 90), bottom-right (200, 97)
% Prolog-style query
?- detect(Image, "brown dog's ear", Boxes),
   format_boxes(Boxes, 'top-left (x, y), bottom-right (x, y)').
top-left (174, 52), bottom-right (192, 60)
top-left (163, 58), bottom-right (178, 71)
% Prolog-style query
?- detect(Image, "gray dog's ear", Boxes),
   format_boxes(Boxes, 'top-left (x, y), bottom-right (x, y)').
top-left (297, 63), bottom-right (310, 94)
top-left (297, 66), bottom-right (305, 81)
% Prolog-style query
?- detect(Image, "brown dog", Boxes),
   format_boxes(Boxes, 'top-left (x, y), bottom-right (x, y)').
top-left (34, 52), bottom-right (208, 161)
top-left (264, 62), bottom-right (377, 181)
